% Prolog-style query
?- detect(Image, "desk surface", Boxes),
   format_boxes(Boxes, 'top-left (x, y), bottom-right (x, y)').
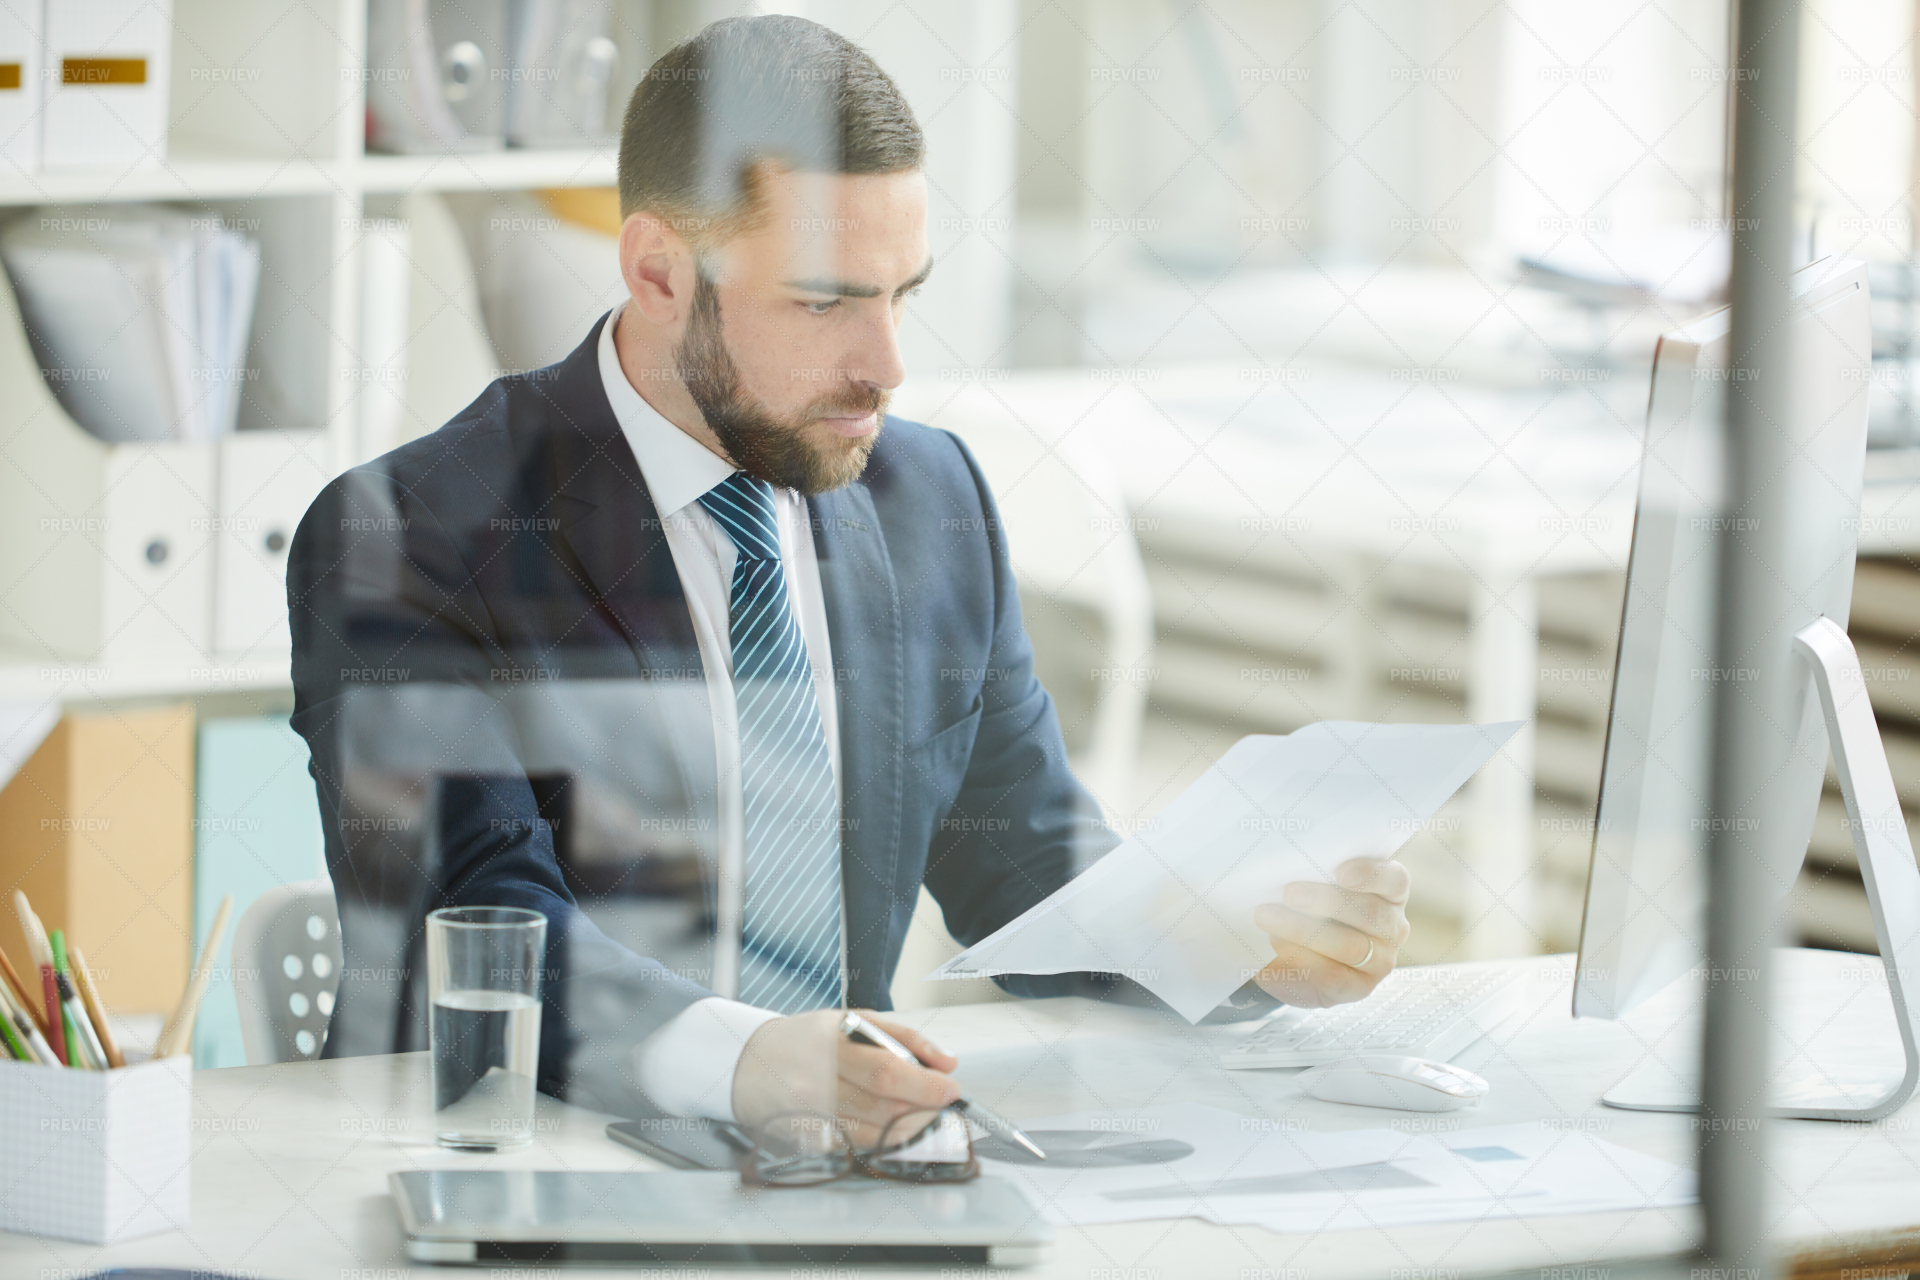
top-left (4, 951), bottom-right (1917, 1279)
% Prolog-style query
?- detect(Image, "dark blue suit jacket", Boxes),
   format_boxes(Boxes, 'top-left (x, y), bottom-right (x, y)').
top-left (287, 314), bottom-right (1131, 1113)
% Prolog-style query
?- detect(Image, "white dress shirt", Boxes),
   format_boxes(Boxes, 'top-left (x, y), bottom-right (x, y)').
top-left (598, 300), bottom-right (844, 1120)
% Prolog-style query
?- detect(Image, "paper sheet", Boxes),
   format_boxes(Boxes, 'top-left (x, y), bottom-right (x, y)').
top-left (930, 720), bottom-right (1524, 1020)
top-left (978, 1104), bottom-right (1695, 1231)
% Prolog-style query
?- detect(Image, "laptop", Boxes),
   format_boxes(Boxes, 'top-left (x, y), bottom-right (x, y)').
top-left (389, 1169), bottom-right (1052, 1267)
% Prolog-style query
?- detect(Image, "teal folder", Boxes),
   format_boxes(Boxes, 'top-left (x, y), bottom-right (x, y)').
top-left (192, 715), bottom-right (326, 1068)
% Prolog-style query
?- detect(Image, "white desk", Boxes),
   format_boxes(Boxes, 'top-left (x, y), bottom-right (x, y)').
top-left (5, 952), bottom-right (1917, 1279)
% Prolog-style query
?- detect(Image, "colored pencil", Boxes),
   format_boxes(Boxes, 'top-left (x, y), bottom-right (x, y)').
top-left (0, 938), bottom-right (47, 1038)
top-left (68, 944), bottom-right (123, 1069)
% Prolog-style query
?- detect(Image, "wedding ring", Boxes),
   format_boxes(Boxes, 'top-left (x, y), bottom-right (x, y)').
top-left (1358, 937), bottom-right (1376, 969)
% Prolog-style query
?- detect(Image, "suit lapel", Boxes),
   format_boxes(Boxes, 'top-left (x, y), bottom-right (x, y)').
top-left (811, 481), bottom-right (904, 1008)
top-left (538, 314), bottom-right (704, 683)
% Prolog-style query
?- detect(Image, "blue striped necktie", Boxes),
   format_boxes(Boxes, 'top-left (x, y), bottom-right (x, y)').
top-left (697, 472), bottom-right (844, 1013)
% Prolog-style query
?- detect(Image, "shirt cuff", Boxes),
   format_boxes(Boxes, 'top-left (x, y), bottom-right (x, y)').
top-left (631, 996), bottom-right (782, 1121)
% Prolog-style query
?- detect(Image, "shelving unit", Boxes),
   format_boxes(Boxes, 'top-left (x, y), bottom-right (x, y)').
top-left (0, 0), bottom-right (629, 713)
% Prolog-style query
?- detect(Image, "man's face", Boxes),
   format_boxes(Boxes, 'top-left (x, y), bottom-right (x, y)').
top-left (674, 167), bottom-right (929, 495)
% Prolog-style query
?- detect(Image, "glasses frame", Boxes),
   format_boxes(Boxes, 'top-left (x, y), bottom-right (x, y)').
top-left (737, 1105), bottom-right (981, 1188)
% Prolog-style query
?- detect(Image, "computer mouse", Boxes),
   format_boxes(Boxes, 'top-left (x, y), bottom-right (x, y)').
top-left (1296, 1054), bottom-right (1490, 1113)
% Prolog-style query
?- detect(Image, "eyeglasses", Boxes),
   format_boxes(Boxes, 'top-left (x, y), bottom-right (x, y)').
top-left (738, 1106), bottom-right (981, 1187)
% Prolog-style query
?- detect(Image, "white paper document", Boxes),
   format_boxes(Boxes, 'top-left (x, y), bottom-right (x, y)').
top-left (930, 720), bottom-right (1524, 1021)
top-left (979, 1103), bottom-right (1695, 1232)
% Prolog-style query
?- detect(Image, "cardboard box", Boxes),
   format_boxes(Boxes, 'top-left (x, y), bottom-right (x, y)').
top-left (0, 1055), bottom-right (191, 1242)
top-left (0, 705), bottom-right (195, 1014)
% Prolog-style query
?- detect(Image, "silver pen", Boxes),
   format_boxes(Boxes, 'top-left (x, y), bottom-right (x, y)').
top-left (838, 1010), bottom-right (1046, 1160)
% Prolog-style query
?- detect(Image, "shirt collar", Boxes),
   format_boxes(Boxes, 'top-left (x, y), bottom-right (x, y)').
top-left (597, 298), bottom-right (738, 517)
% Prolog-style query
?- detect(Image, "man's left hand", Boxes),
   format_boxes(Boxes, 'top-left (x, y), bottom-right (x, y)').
top-left (1251, 857), bottom-right (1412, 1007)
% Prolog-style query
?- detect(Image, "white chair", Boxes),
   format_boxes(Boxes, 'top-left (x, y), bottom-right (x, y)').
top-left (231, 879), bottom-right (343, 1066)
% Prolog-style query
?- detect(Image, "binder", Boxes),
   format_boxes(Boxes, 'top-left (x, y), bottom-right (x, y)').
top-left (0, 0), bottom-right (40, 173)
top-left (505, 0), bottom-right (620, 147)
top-left (212, 430), bottom-right (330, 657)
top-left (0, 206), bottom-right (261, 445)
top-left (191, 716), bottom-right (326, 1069)
top-left (0, 247), bottom-right (217, 666)
top-left (42, 0), bottom-right (172, 170)
top-left (366, 0), bottom-right (510, 153)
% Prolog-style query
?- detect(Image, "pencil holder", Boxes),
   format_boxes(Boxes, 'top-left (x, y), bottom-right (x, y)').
top-left (0, 1054), bottom-right (191, 1242)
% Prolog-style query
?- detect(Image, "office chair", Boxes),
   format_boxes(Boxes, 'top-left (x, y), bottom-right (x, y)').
top-left (230, 879), bottom-right (343, 1066)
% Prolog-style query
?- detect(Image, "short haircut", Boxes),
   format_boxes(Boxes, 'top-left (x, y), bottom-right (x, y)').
top-left (616, 15), bottom-right (924, 246)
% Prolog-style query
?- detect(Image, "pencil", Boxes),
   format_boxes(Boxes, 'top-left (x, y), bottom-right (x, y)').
top-left (0, 938), bottom-right (47, 1038)
top-left (155, 894), bottom-right (232, 1061)
top-left (68, 944), bottom-right (123, 1069)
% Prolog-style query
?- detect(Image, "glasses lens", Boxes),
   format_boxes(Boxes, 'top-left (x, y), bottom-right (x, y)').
top-left (748, 1112), bottom-right (851, 1186)
top-left (866, 1108), bottom-right (978, 1183)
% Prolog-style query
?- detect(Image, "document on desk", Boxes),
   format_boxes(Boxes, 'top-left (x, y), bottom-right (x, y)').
top-left (929, 720), bottom-right (1524, 1021)
top-left (978, 1104), bottom-right (1695, 1232)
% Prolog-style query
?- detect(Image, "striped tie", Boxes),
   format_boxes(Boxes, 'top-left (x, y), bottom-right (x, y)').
top-left (697, 473), bottom-right (844, 1013)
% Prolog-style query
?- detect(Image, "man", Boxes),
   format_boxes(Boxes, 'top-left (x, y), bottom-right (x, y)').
top-left (289, 15), bottom-right (1412, 1141)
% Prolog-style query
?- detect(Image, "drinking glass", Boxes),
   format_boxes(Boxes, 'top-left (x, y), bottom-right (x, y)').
top-left (426, 906), bottom-right (546, 1150)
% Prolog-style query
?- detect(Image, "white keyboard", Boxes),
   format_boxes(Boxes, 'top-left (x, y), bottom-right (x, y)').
top-left (1218, 962), bottom-right (1531, 1069)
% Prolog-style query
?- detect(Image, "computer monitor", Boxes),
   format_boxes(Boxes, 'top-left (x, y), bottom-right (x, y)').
top-left (1573, 256), bottom-right (1871, 1024)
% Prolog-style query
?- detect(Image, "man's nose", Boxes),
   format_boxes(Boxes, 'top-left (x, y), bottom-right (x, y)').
top-left (844, 300), bottom-right (907, 391)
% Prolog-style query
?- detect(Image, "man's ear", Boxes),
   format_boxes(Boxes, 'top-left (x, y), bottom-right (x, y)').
top-left (619, 211), bottom-right (694, 324)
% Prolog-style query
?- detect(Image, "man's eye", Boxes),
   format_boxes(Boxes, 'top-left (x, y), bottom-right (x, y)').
top-left (802, 299), bottom-right (841, 315)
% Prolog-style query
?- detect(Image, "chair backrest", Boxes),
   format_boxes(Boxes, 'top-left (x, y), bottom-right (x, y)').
top-left (230, 879), bottom-right (343, 1066)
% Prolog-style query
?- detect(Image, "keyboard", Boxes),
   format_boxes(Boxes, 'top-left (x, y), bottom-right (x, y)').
top-left (1217, 961), bottom-right (1532, 1069)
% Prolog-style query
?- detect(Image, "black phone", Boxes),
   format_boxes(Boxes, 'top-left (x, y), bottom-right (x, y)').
top-left (606, 1117), bottom-right (752, 1171)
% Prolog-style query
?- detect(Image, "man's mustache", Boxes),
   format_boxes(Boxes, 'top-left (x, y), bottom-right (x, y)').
top-left (809, 385), bottom-right (887, 420)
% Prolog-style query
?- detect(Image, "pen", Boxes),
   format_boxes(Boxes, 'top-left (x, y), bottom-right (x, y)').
top-left (838, 1010), bottom-right (1046, 1160)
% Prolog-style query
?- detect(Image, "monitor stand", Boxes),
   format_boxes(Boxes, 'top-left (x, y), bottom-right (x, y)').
top-left (1602, 616), bottom-right (1920, 1121)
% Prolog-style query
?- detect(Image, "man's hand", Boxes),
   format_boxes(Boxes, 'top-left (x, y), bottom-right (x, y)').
top-left (731, 1009), bottom-right (959, 1147)
top-left (1252, 857), bottom-right (1412, 1008)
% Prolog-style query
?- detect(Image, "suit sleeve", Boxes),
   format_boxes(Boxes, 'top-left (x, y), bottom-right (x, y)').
top-left (287, 464), bottom-right (715, 1115)
top-left (912, 436), bottom-right (1153, 1002)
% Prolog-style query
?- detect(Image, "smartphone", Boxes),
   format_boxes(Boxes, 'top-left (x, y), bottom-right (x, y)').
top-left (605, 1117), bottom-right (752, 1171)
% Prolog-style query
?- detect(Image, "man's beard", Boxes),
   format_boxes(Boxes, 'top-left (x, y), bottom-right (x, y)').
top-left (673, 272), bottom-right (886, 495)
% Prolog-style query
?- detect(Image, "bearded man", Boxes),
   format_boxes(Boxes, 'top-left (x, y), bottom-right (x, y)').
top-left (287, 14), bottom-right (1411, 1133)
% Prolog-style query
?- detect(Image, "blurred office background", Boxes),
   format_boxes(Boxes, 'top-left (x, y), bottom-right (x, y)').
top-left (3, 0), bottom-right (1920, 1056)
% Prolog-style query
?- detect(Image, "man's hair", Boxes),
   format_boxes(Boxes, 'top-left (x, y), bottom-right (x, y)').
top-left (617, 15), bottom-right (924, 244)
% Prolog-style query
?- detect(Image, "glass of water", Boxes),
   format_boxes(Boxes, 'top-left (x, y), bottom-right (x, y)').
top-left (426, 906), bottom-right (547, 1151)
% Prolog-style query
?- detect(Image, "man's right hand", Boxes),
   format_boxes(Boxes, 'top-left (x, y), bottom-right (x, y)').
top-left (730, 1009), bottom-right (960, 1148)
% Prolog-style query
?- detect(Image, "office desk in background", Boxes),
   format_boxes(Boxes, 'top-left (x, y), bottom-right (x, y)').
top-left (3, 952), bottom-right (1916, 1280)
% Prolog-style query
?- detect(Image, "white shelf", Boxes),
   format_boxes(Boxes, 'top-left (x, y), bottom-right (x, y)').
top-left (0, 153), bottom-right (345, 207)
top-left (0, 653), bottom-right (292, 704)
top-left (358, 148), bottom-right (618, 194)
top-left (0, 148), bottom-right (622, 209)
